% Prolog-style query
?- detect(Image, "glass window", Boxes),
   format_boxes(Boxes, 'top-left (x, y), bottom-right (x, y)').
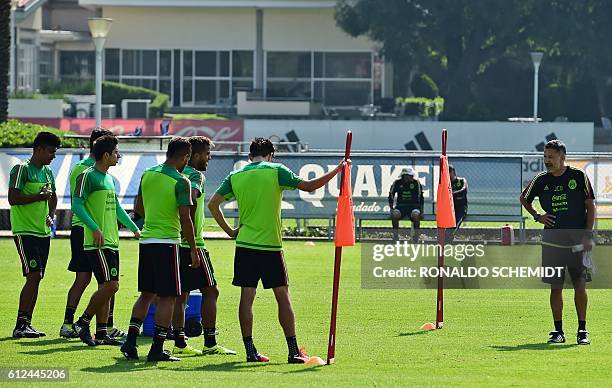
top-left (142, 50), bottom-right (157, 76)
top-left (122, 50), bottom-right (140, 76)
top-left (195, 80), bottom-right (216, 104)
top-left (60, 51), bottom-right (95, 79)
top-left (160, 51), bottom-right (172, 76)
top-left (315, 81), bottom-right (371, 105)
top-left (183, 51), bottom-right (193, 77)
top-left (267, 52), bottom-right (311, 78)
top-left (183, 79), bottom-right (193, 103)
top-left (220, 51), bottom-right (230, 77)
top-left (266, 81), bottom-right (311, 99)
top-left (160, 80), bottom-right (172, 97)
top-left (195, 51), bottom-right (216, 77)
top-left (324, 52), bottom-right (371, 78)
top-left (105, 49), bottom-right (120, 76)
top-left (314, 52), bottom-right (324, 78)
top-left (232, 51), bottom-right (253, 77)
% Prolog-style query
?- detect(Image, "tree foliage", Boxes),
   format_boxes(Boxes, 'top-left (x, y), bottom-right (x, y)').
top-left (336, 0), bottom-right (612, 122)
top-left (0, 0), bottom-right (11, 123)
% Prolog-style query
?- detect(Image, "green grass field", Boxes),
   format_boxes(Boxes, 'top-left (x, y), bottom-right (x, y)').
top-left (1, 238), bottom-right (611, 386)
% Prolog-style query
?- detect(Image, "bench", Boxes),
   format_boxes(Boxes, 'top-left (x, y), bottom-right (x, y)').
top-left (355, 213), bottom-right (527, 243)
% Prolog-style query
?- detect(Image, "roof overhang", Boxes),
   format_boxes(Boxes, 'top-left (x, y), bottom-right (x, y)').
top-left (40, 30), bottom-right (91, 44)
top-left (14, 0), bottom-right (49, 23)
top-left (77, 0), bottom-right (336, 8)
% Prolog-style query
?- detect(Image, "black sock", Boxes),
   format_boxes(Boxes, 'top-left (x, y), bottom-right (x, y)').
top-left (243, 336), bottom-right (257, 359)
top-left (203, 327), bottom-right (217, 348)
top-left (25, 312), bottom-right (32, 325)
top-left (16, 310), bottom-right (28, 328)
top-left (77, 312), bottom-right (93, 327)
top-left (96, 322), bottom-right (108, 338)
top-left (554, 320), bottom-right (563, 333)
top-left (107, 313), bottom-right (114, 328)
top-left (286, 336), bottom-right (299, 356)
top-left (152, 325), bottom-right (168, 353)
top-left (64, 306), bottom-right (77, 324)
top-left (127, 318), bottom-right (143, 346)
top-left (578, 320), bottom-right (586, 331)
top-left (174, 327), bottom-right (186, 348)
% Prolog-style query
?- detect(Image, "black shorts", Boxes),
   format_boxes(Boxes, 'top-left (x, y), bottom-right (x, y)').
top-left (138, 243), bottom-right (182, 297)
top-left (14, 235), bottom-right (50, 277)
top-left (68, 225), bottom-right (91, 273)
top-left (179, 247), bottom-right (217, 292)
top-left (541, 244), bottom-right (591, 288)
top-left (395, 206), bottom-right (421, 220)
top-left (86, 248), bottom-right (119, 284)
top-left (232, 247), bottom-right (288, 289)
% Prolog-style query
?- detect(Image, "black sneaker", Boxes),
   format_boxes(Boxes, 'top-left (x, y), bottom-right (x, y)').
top-left (12, 324), bottom-right (40, 338)
top-left (547, 331), bottom-right (566, 343)
top-left (95, 334), bottom-right (124, 346)
top-left (120, 341), bottom-right (139, 360)
top-left (577, 330), bottom-right (590, 345)
top-left (147, 350), bottom-right (181, 362)
top-left (288, 348), bottom-right (310, 364)
top-left (246, 353), bottom-right (270, 362)
top-left (27, 324), bottom-right (46, 337)
top-left (73, 323), bottom-right (97, 347)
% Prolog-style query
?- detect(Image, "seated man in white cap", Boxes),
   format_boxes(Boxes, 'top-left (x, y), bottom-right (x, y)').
top-left (388, 167), bottom-right (424, 242)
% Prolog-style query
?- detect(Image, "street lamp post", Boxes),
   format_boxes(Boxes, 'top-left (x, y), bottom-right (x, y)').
top-left (9, 0), bottom-right (19, 95)
top-left (88, 17), bottom-right (112, 128)
top-left (530, 52), bottom-right (544, 122)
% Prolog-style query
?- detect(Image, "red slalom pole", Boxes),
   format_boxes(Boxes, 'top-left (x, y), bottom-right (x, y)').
top-left (326, 131), bottom-right (352, 365)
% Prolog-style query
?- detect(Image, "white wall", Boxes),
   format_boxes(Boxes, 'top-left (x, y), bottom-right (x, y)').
top-left (244, 120), bottom-right (595, 152)
top-left (18, 8), bottom-right (42, 31)
top-left (263, 8), bottom-right (372, 50)
top-left (100, 6), bottom-right (372, 51)
top-left (102, 7), bottom-right (256, 49)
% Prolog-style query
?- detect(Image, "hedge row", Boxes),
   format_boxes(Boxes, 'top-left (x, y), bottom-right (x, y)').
top-left (0, 120), bottom-right (79, 148)
top-left (40, 80), bottom-right (169, 118)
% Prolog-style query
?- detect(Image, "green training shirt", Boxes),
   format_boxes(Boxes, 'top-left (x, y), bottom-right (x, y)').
top-left (69, 156), bottom-right (95, 227)
top-left (9, 160), bottom-right (56, 237)
top-left (139, 163), bottom-right (192, 242)
top-left (216, 161), bottom-right (302, 251)
top-left (72, 166), bottom-right (138, 250)
top-left (180, 165), bottom-right (206, 249)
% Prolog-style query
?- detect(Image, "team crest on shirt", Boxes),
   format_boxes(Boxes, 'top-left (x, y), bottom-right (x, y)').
top-left (110, 268), bottom-right (118, 276)
top-left (410, 183), bottom-right (414, 189)
top-left (544, 185), bottom-right (549, 191)
top-left (30, 260), bottom-right (37, 268)
top-left (568, 179), bottom-right (577, 190)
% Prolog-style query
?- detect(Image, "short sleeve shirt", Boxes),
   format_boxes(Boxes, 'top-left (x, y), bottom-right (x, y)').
top-left (216, 161), bottom-right (302, 251)
top-left (9, 160), bottom-right (56, 237)
top-left (139, 164), bottom-right (192, 242)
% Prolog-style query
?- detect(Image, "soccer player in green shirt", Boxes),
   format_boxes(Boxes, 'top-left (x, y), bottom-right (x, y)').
top-left (120, 137), bottom-right (199, 362)
top-left (71, 135), bottom-right (140, 346)
top-left (9, 131), bottom-right (60, 339)
top-left (60, 128), bottom-right (129, 339)
top-left (208, 137), bottom-right (345, 363)
top-left (170, 136), bottom-right (236, 357)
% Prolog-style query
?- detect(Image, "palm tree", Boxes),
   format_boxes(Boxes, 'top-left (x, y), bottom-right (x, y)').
top-left (0, 0), bottom-right (12, 123)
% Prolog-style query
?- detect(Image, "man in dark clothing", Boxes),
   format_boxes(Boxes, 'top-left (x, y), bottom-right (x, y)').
top-left (446, 165), bottom-right (468, 243)
top-left (388, 167), bottom-right (424, 242)
top-left (520, 140), bottom-right (595, 346)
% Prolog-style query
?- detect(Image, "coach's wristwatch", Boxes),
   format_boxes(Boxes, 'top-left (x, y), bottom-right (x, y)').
top-left (533, 213), bottom-right (541, 222)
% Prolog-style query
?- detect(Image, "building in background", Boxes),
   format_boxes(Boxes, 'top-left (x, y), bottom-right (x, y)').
top-left (11, 0), bottom-right (394, 110)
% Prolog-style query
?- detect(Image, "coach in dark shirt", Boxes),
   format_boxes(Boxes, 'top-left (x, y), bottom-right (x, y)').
top-left (447, 165), bottom-right (468, 242)
top-left (389, 167), bottom-right (424, 242)
top-left (520, 140), bottom-right (595, 346)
